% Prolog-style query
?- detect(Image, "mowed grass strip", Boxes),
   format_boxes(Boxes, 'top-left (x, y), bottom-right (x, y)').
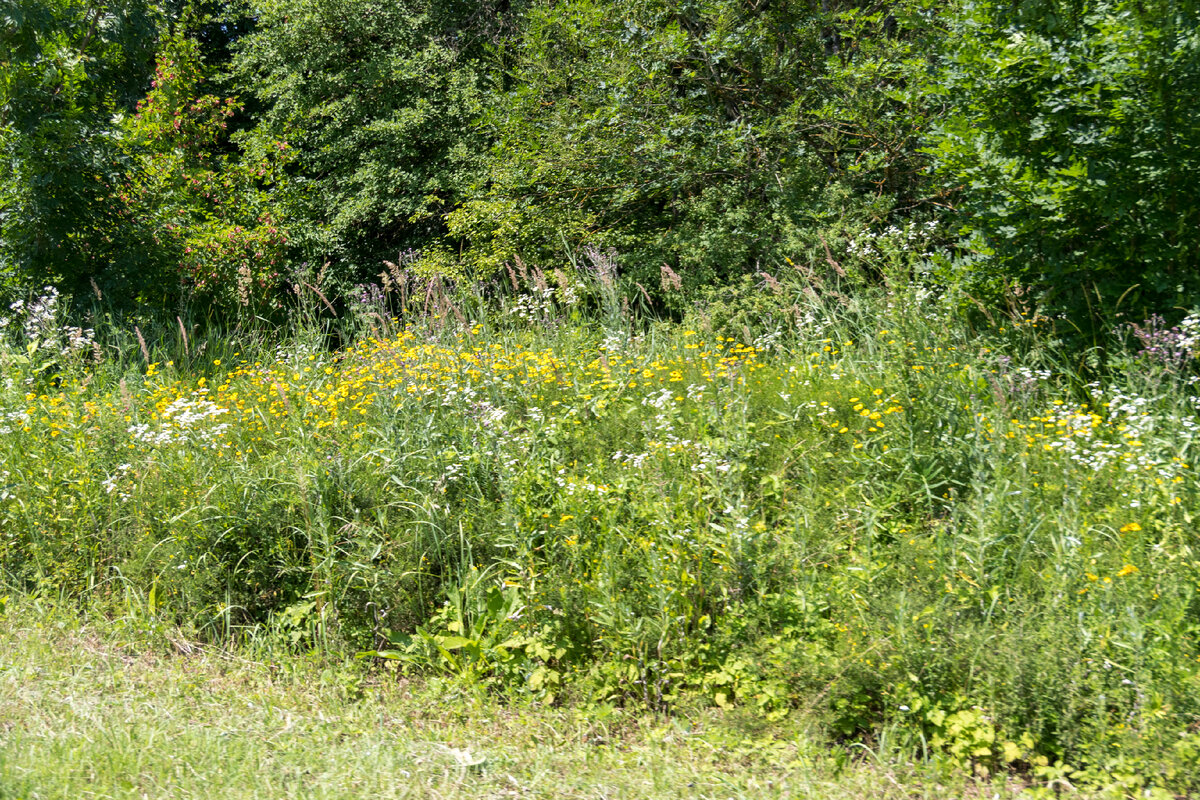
top-left (0, 604), bottom-right (1026, 800)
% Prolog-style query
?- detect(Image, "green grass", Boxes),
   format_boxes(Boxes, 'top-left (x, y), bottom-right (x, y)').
top-left (2, 272), bottom-right (1199, 793)
top-left (0, 600), bottom-right (1066, 799)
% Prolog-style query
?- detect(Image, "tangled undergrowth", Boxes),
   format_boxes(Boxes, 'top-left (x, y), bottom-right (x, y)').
top-left (2, 278), bottom-right (1199, 794)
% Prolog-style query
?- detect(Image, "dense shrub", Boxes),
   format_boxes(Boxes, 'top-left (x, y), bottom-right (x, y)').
top-left (448, 0), bottom-right (940, 305)
top-left (121, 31), bottom-right (293, 313)
top-left (929, 0), bottom-right (1200, 319)
top-left (0, 0), bottom-right (158, 301)
top-left (226, 0), bottom-right (489, 291)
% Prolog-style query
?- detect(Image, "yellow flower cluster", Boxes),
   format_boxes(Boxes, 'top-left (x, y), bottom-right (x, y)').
top-left (8, 328), bottom-right (772, 461)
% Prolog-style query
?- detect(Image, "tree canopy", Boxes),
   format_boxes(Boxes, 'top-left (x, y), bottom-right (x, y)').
top-left (1, 0), bottom-right (1197, 325)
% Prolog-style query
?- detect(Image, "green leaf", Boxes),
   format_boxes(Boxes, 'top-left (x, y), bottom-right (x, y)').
top-left (436, 635), bottom-right (475, 650)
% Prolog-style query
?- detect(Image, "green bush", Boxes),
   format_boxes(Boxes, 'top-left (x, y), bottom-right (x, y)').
top-left (0, 0), bottom-right (159, 301)
top-left (227, 0), bottom-right (488, 290)
top-left (451, 0), bottom-right (940, 303)
top-left (929, 0), bottom-right (1200, 320)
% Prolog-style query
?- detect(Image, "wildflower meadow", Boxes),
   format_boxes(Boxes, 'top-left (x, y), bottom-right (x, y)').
top-left (5, 0), bottom-right (1200, 794)
top-left (2, 267), bottom-right (1199, 795)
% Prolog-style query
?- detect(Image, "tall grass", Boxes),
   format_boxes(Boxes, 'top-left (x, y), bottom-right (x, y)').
top-left (1, 266), bottom-right (1198, 791)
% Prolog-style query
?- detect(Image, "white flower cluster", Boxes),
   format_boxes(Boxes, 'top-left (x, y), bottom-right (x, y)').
top-left (8, 288), bottom-right (60, 341)
top-left (611, 434), bottom-right (735, 476)
top-left (509, 287), bottom-right (556, 324)
top-left (997, 365), bottom-right (1054, 405)
top-left (1013, 366), bottom-right (1052, 383)
top-left (1036, 387), bottom-right (1195, 497)
top-left (472, 401), bottom-right (507, 427)
top-left (846, 220), bottom-right (939, 261)
top-left (128, 395), bottom-right (230, 448)
top-left (794, 306), bottom-right (833, 337)
top-left (691, 445), bottom-right (735, 474)
top-left (643, 388), bottom-right (675, 410)
top-left (611, 449), bottom-right (652, 469)
top-left (599, 330), bottom-right (628, 352)
top-left (1178, 312), bottom-right (1200, 353)
top-left (440, 458), bottom-right (467, 485)
top-left (558, 283), bottom-right (579, 306)
top-left (0, 410), bottom-right (32, 435)
top-left (439, 383), bottom-right (481, 407)
top-left (754, 328), bottom-right (784, 352)
top-left (553, 466), bottom-right (609, 495)
top-left (101, 463), bottom-right (134, 500)
top-left (2, 287), bottom-right (95, 359)
top-left (59, 326), bottom-right (96, 356)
